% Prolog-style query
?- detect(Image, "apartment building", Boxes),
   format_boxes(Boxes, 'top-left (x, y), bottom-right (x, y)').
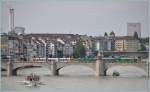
top-left (115, 36), bottom-right (140, 51)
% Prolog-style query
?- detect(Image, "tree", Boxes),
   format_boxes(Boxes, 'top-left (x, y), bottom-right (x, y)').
top-left (133, 32), bottom-right (138, 39)
top-left (110, 31), bottom-right (115, 36)
top-left (104, 32), bottom-right (108, 37)
top-left (139, 44), bottom-right (146, 51)
top-left (138, 37), bottom-right (148, 51)
top-left (73, 40), bottom-right (86, 58)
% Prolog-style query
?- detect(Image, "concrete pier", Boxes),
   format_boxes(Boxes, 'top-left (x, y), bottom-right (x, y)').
top-left (95, 52), bottom-right (105, 77)
top-left (7, 61), bottom-right (13, 77)
top-left (51, 61), bottom-right (58, 76)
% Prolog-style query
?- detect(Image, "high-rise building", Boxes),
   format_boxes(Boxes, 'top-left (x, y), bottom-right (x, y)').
top-left (127, 23), bottom-right (141, 38)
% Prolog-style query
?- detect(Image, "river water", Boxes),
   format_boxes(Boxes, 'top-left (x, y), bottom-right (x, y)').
top-left (1, 65), bottom-right (149, 92)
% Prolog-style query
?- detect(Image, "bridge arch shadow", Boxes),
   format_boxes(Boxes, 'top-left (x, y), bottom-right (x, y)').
top-left (58, 65), bottom-right (95, 76)
top-left (106, 65), bottom-right (147, 77)
top-left (13, 65), bottom-right (42, 75)
top-left (12, 64), bottom-right (50, 76)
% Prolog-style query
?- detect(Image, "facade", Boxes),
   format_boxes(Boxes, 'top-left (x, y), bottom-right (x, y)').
top-left (115, 38), bottom-right (125, 51)
top-left (25, 38), bottom-right (37, 61)
top-left (125, 39), bottom-right (140, 51)
top-left (46, 42), bottom-right (55, 58)
top-left (94, 31), bottom-right (116, 52)
top-left (95, 37), bottom-right (104, 51)
top-left (1, 32), bottom-right (27, 61)
top-left (63, 43), bottom-right (73, 58)
top-left (14, 27), bottom-right (25, 35)
top-left (127, 23), bottom-right (141, 38)
top-left (1, 31), bottom-right (143, 62)
top-left (95, 34), bottom-right (140, 52)
top-left (115, 36), bottom-right (140, 51)
top-left (95, 37), bottom-right (113, 51)
top-left (23, 34), bottom-right (77, 60)
top-left (80, 35), bottom-right (93, 56)
top-left (1, 33), bottom-right (9, 59)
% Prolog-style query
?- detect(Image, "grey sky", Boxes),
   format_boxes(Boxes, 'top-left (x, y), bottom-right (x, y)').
top-left (1, 0), bottom-right (148, 37)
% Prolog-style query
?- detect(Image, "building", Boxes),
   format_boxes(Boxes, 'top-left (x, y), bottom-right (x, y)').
top-left (1, 32), bottom-right (27, 61)
top-left (115, 36), bottom-right (140, 52)
top-left (94, 32), bottom-right (140, 52)
top-left (80, 35), bottom-right (93, 56)
top-left (46, 41), bottom-right (55, 58)
top-left (115, 37), bottom-right (126, 51)
top-left (63, 43), bottom-right (73, 58)
top-left (1, 33), bottom-right (9, 60)
top-left (94, 31), bottom-right (116, 52)
top-left (14, 27), bottom-right (25, 35)
top-left (127, 23), bottom-right (141, 38)
top-left (23, 34), bottom-right (78, 60)
top-left (24, 37), bottom-right (37, 61)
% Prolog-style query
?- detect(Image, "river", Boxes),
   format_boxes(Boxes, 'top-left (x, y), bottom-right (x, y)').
top-left (1, 65), bottom-right (149, 92)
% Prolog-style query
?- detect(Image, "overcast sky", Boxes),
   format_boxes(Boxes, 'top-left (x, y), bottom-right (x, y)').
top-left (1, 0), bottom-right (148, 37)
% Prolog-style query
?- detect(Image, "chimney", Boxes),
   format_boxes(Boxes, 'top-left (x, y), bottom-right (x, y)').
top-left (10, 8), bottom-right (15, 32)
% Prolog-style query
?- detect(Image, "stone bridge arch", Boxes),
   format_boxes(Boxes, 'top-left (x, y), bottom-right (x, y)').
top-left (56, 62), bottom-right (96, 70)
top-left (12, 65), bottom-right (42, 75)
top-left (55, 62), bottom-right (96, 75)
top-left (105, 62), bottom-right (148, 76)
top-left (5, 62), bottom-right (52, 76)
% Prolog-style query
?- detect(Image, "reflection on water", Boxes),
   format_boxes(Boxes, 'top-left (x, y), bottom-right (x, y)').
top-left (1, 65), bottom-right (149, 92)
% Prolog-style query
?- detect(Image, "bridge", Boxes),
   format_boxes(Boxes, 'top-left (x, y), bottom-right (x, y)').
top-left (102, 51), bottom-right (148, 58)
top-left (1, 54), bottom-right (149, 77)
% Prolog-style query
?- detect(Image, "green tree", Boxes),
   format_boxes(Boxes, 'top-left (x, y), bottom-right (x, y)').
top-left (138, 37), bottom-right (149, 51)
top-left (104, 32), bottom-right (108, 37)
top-left (139, 44), bottom-right (146, 51)
top-left (109, 31), bottom-right (115, 37)
top-left (73, 40), bottom-right (86, 58)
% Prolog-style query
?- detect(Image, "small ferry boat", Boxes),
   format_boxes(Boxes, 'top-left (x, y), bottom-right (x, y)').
top-left (25, 73), bottom-right (40, 82)
top-left (17, 73), bottom-right (44, 87)
top-left (112, 71), bottom-right (120, 76)
top-left (25, 73), bottom-right (40, 87)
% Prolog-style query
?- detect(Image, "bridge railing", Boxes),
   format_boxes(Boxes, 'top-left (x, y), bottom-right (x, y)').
top-left (32, 58), bottom-right (72, 62)
top-left (74, 58), bottom-right (96, 63)
top-left (104, 58), bottom-right (148, 63)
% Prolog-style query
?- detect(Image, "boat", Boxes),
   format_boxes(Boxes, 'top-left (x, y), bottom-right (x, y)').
top-left (17, 73), bottom-right (45, 87)
top-left (112, 71), bottom-right (120, 76)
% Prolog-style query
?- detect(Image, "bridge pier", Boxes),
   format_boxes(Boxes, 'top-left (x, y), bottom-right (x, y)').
top-left (12, 70), bottom-right (17, 76)
top-left (95, 52), bottom-right (105, 77)
top-left (51, 62), bottom-right (59, 76)
top-left (56, 70), bottom-right (59, 75)
top-left (7, 61), bottom-right (13, 77)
